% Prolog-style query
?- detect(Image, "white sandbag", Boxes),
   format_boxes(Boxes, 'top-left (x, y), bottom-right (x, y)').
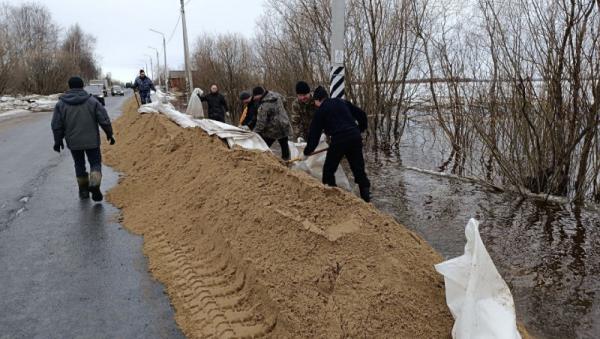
top-left (141, 91), bottom-right (268, 151)
top-left (435, 218), bottom-right (521, 339)
top-left (186, 88), bottom-right (204, 118)
top-left (289, 137), bottom-right (353, 191)
top-left (195, 119), bottom-right (269, 151)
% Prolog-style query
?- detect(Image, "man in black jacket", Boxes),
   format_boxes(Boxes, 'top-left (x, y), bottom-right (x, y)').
top-left (199, 84), bottom-right (229, 122)
top-left (303, 86), bottom-right (371, 202)
top-left (51, 76), bottom-right (115, 202)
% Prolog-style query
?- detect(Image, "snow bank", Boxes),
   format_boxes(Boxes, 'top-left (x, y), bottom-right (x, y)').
top-left (0, 94), bottom-right (59, 114)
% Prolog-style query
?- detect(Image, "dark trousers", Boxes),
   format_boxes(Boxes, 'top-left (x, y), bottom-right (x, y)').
top-left (264, 136), bottom-right (290, 160)
top-left (208, 113), bottom-right (225, 123)
top-left (140, 91), bottom-right (152, 104)
top-left (322, 138), bottom-right (370, 189)
top-left (71, 148), bottom-right (102, 177)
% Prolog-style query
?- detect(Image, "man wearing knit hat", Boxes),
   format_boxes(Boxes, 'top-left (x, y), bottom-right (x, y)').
top-left (238, 91), bottom-right (257, 130)
top-left (291, 80), bottom-right (316, 141)
top-left (252, 86), bottom-right (293, 160)
top-left (51, 76), bottom-right (115, 202)
top-left (304, 86), bottom-right (371, 202)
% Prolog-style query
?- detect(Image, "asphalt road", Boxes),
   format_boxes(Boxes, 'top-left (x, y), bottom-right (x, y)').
top-left (0, 92), bottom-right (183, 338)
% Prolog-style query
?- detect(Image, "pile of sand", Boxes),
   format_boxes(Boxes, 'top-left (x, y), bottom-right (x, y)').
top-left (104, 100), bottom-right (453, 338)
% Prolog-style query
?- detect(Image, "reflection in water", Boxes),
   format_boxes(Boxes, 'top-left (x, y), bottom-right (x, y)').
top-left (364, 144), bottom-right (600, 338)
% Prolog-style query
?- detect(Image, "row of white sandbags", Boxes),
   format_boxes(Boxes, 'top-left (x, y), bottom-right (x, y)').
top-left (140, 90), bottom-right (352, 191)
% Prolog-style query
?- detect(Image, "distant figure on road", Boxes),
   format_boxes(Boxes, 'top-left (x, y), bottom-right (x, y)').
top-left (132, 69), bottom-right (155, 104)
top-left (198, 84), bottom-right (229, 122)
top-left (51, 76), bottom-right (115, 202)
top-left (291, 81), bottom-right (316, 141)
top-left (303, 86), bottom-right (371, 202)
top-left (252, 86), bottom-right (293, 160)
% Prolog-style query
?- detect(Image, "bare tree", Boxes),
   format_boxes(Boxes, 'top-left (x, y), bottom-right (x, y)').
top-left (0, 2), bottom-right (100, 95)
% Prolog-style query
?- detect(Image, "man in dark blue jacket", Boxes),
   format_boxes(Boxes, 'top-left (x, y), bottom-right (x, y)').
top-left (51, 76), bottom-right (115, 201)
top-left (304, 86), bottom-right (370, 202)
top-left (132, 69), bottom-right (156, 104)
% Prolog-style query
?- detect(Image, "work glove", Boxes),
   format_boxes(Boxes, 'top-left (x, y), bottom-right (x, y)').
top-left (53, 140), bottom-right (64, 153)
top-left (108, 135), bottom-right (116, 145)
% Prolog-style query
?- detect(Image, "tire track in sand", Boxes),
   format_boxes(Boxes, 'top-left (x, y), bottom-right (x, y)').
top-left (148, 229), bottom-right (276, 338)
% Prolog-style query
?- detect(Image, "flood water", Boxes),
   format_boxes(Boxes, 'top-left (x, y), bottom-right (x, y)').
top-left (364, 118), bottom-right (600, 338)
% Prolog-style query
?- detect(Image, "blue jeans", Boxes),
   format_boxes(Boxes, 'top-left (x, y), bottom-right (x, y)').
top-left (70, 148), bottom-right (102, 177)
top-left (140, 91), bottom-right (152, 104)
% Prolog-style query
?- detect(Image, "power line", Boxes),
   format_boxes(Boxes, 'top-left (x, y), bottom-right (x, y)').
top-left (167, 14), bottom-right (181, 44)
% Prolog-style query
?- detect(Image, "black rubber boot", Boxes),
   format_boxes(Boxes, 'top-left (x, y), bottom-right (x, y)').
top-left (359, 185), bottom-right (371, 203)
top-left (76, 175), bottom-right (90, 200)
top-left (89, 171), bottom-right (103, 202)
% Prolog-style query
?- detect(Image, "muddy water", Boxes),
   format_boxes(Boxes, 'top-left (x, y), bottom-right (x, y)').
top-left (364, 122), bottom-right (600, 338)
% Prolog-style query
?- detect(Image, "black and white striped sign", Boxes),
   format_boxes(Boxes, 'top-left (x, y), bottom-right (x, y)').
top-left (330, 66), bottom-right (345, 99)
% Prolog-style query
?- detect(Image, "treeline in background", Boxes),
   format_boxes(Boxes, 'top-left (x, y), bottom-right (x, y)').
top-left (191, 0), bottom-right (600, 202)
top-left (0, 2), bottom-right (100, 95)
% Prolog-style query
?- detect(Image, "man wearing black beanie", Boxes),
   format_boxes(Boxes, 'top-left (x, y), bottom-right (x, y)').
top-left (303, 86), bottom-right (371, 202)
top-left (51, 76), bottom-right (115, 202)
top-left (291, 81), bottom-right (316, 141)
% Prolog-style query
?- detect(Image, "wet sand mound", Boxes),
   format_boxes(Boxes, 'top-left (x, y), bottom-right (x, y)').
top-left (104, 100), bottom-right (453, 338)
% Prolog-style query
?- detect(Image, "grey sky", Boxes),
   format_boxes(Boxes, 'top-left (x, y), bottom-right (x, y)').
top-left (11, 0), bottom-right (266, 82)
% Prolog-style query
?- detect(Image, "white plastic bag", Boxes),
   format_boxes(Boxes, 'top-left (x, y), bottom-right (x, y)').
top-left (186, 88), bottom-right (204, 118)
top-left (288, 137), bottom-right (352, 191)
top-left (435, 219), bottom-right (521, 339)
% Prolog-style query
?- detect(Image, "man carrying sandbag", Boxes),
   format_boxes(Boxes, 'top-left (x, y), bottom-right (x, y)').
top-left (303, 86), bottom-right (371, 202)
top-left (51, 76), bottom-right (115, 202)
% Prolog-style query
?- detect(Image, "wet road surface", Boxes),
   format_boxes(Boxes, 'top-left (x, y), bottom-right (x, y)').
top-left (0, 93), bottom-right (183, 338)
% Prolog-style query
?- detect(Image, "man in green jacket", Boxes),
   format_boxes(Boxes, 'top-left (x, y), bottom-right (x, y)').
top-left (291, 81), bottom-right (316, 141)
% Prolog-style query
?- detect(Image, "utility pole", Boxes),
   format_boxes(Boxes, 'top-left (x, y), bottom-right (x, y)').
top-left (180, 0), bottom-right (194, 95)
top-left (148, 46), bottom-right (161, 87)
top-left (330, 0), bottom-right (346, 99)
top-left (150, 29), bottom-right (169, 93)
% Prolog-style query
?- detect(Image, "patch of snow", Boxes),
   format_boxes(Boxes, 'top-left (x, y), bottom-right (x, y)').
top-left (0, 93), bottom-right (60, 117)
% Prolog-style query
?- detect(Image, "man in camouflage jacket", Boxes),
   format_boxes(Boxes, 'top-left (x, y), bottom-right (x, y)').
top-left (252, 86), bottom-right (293, 160)
top-left (291, 81), bottom-right (316, 141)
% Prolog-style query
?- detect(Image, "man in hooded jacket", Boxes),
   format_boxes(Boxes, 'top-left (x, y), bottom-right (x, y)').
top-left (51, 76), bottom-right (115, 202)
top-left (252, 86), bottom-right (293, 160)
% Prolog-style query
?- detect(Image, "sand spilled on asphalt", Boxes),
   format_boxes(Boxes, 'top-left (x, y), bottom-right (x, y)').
top-left (104, 99), bottom-right (454, 338)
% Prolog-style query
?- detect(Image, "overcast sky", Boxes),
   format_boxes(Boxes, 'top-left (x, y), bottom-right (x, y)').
top-left (10, 0), bottom-right (266, 82)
